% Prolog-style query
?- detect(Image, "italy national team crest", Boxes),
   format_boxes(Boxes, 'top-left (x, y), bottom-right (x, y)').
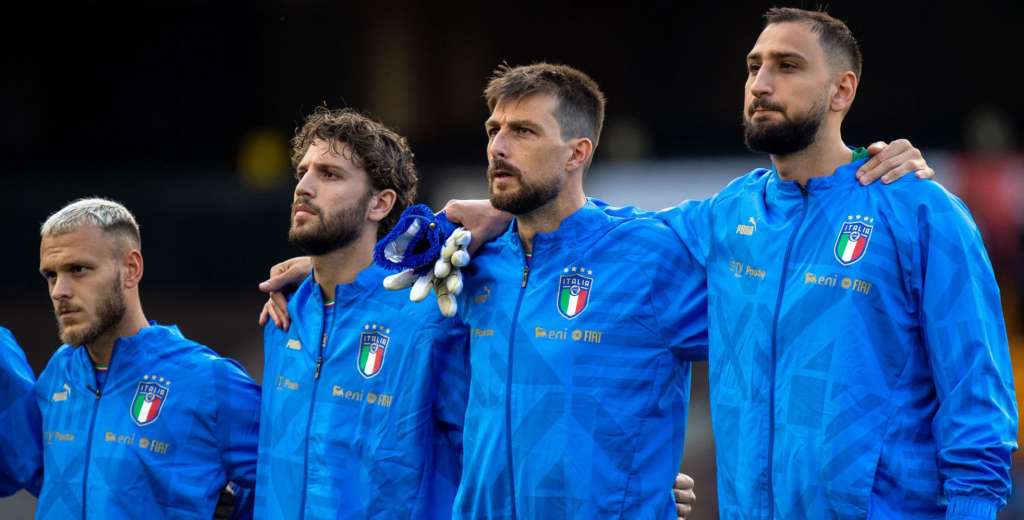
top-left (557, 266), bottom-right (593, 319)
top-left (833, 216), bottom-right (875, 266)
top-left (357, 324), bottom-right (390, 379)
top-left (130, 375), bottom-right (169, 427)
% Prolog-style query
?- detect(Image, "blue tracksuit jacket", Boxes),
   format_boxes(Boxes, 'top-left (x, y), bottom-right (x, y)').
top-left (0, 326), bottom-right (43, 497)
top-left (604, 152), bottom-right (1018, 519)
top-left (34, 323), bottom-right (260, 519)
top-left (256, 265), bottom-right (470, 520)
top-left (453, 200), bottom-right (708, 519)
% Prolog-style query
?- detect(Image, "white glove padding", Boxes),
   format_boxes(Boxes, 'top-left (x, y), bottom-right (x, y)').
top-left (381, 227), bottom-right (472, 318)
top-left (383, 269), bottom-right (418, 290)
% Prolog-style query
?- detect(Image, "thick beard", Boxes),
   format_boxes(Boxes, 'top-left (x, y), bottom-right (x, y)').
top-left (743, 98), bottom-right (827, 156)
top-left (488, 171), bottom-right (561, 216)
top-left (60, 273), bottom-right (126, 347)
top-left (288, 192), bottom-right (371, 256)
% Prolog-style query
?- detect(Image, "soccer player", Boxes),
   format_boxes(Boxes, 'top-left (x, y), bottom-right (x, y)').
top-left (0, 327), bottom-right (42, 498)
top-left (693, 9), bottom-right (1014, 517)
top-left (254, 108), bottom-right (469, 519)
top-left (35, 198), bottom-right (260, 519)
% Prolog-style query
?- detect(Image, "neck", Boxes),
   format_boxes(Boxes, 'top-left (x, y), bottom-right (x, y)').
top-left (516, 180), bottom-right (586, 253)
top-left (86, 298), bottom-right (148, 367)
top-left (312, 230), bottom-right (376, 302)
top-left (771, 127), bottom-right (851, 186)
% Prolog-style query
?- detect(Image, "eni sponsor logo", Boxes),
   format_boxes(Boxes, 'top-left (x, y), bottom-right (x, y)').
top-left (804, 272), bottom-right (872, 295)
top-left (473, 328), bottom-right (494, 337)
top-left (736, 217), bottom-right (757, 236)
top-left (728, 259), bottom-right (766, 281)
top-left (102, 430), bottom-right (172, 454)
top-left (331, 385), bottom-right (394, 408)
top-left (275, 375), bottom-right (299, 391)
top-left (535, 326), bottom-right (603, 344)
top-left (285, 339), bottom-right (302, 351)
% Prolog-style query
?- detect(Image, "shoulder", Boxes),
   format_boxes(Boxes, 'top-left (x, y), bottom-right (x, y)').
top-left (601, 216), bottom-right (694, 265)
top-left (35, 344), bottom-right (72, 388)
top-left (868, 177), bottom-right (975, 230)
top-left (147, 326), bottom-right (252, 383)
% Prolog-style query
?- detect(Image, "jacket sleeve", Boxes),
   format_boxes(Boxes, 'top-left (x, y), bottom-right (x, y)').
top-left (639, 221), bottom-right (709, 362)
top-left (0, 328), bottom-right (43, 497)
top-left (212, 357), bottom-right (261, 497)
top-left (592, 197), bottom-right (713, 267)
top-left (431, 319), bottom-right (471, 509)
top-left (907, 187), bottom-right (1017, 519)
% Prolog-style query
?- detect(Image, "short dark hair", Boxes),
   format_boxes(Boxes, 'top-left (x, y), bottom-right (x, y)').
top-left (484, 63), bottom-right (606, 149)
top-left (764, 7), bottom-right (862, 77)
top-left (291, 107), bottom-right (418, 238)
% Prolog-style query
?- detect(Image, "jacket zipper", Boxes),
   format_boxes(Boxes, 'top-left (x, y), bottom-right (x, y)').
top-left (299, 301), bottom-right (333, 519)
top-left (82, 346), bottom-right (117, 519)
top-left (505, 260), bottom-right (530, 519)
top-left (766, 184), bottom-right (808, 519)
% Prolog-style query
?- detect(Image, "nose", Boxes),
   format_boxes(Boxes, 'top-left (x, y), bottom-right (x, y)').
top-left (294, 170), bottom-right (316, 199)
top-left (50, 274), bottom-right (73, 302)
top-left (488, 128), bottom-right (510, 162)
top-left (750, 67), bottom-right (772, 98)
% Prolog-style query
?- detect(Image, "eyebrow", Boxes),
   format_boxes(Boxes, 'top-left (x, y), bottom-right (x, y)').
top-left (747, 51), bottom-right (807, 62)
top-left (485, 119), bottom-right (543, 131)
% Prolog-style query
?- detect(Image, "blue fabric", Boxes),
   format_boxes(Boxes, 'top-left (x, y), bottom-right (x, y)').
top-left (374, 204), bottom-right (458, 275)
top-left (0, 327), bottom-right (43, 497)
top-left (452, 201), bottom-right (708, 518)
top-left (34, 323), bottom-right (260, 519)
top-left (599, 156), bottom-right (1018, 519)
top-left (255, 264), bottom-right (470, 520)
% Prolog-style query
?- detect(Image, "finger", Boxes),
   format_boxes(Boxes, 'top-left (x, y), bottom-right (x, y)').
top-left (865, 140), bottom-right (887, 156)
top-left (916, 166), bottom-right (935, 179)
top-left (269, 292), bottom-right (290, 330)
top-left (675, 502), bottom-right (691, 517)
top-left (675, 473), bottom-right (695, 490)
top-left (259, 302), bottom-right (270, 327)
top-left (880, 158), bottom-right (926, 184)
top-left (858, 154), bottom-right (906, 185)
top-left (266, 301), bottom-right (283, 329)
top-left (673, 487), bottom-right (696, 503)
top-left (856, 141), bottom-right (887, 179)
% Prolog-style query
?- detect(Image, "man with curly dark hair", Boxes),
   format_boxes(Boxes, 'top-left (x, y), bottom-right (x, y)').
top-left (255, 107), bottom-right (469, 519)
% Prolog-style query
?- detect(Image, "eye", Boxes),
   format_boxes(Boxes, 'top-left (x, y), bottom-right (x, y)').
top-left (516, 127), bottom-right (533, 136)
top-left (69, 265), bottom-right (89, 275)
top-left (486, 127), bottom-right (499, 138)
top-left (747, 63), bottom-right (760, 74)
top-left (322, 170), bottom-right (339, 180)
top-left (780, 62), bottom-right (797, 70)
top-left (41, 271), bottom-right (56, 281)
top-left (293, 169), bottom-right (306, 181)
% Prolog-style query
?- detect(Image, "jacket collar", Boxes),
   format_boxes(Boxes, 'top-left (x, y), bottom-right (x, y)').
top-left (766, 147), bottom-right (869, 199)
top-left (69, 322), bottom-right (182, 388)
top-left (499, 198), bottom-right (615, 258)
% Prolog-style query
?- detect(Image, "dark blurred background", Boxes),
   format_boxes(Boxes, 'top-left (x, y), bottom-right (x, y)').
top-left (2, 1), bottom-right (1023, 518)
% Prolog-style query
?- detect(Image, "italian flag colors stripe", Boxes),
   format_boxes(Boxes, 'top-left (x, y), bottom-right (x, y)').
top-left (560, 289), bottom-right (588, 317)
top-left (359, 346), bottom-right (382, 375)
top-left (837, 234), bottom-right (866, 262)
top-left (132, 394), bottom-right (161, 423)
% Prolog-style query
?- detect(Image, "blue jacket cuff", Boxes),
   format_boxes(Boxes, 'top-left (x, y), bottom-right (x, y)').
top-left (946, 495), bottom-right (998, 519)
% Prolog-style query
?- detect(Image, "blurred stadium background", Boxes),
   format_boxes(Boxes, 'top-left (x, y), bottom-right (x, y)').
top-left (2, 2), bottom-right (1022, 518)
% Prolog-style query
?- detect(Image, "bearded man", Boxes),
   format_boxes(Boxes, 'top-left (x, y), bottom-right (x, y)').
top-left (34, 198), bottom-right (260, 519)
top-left (254, 107), bottom-right (469, 519)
